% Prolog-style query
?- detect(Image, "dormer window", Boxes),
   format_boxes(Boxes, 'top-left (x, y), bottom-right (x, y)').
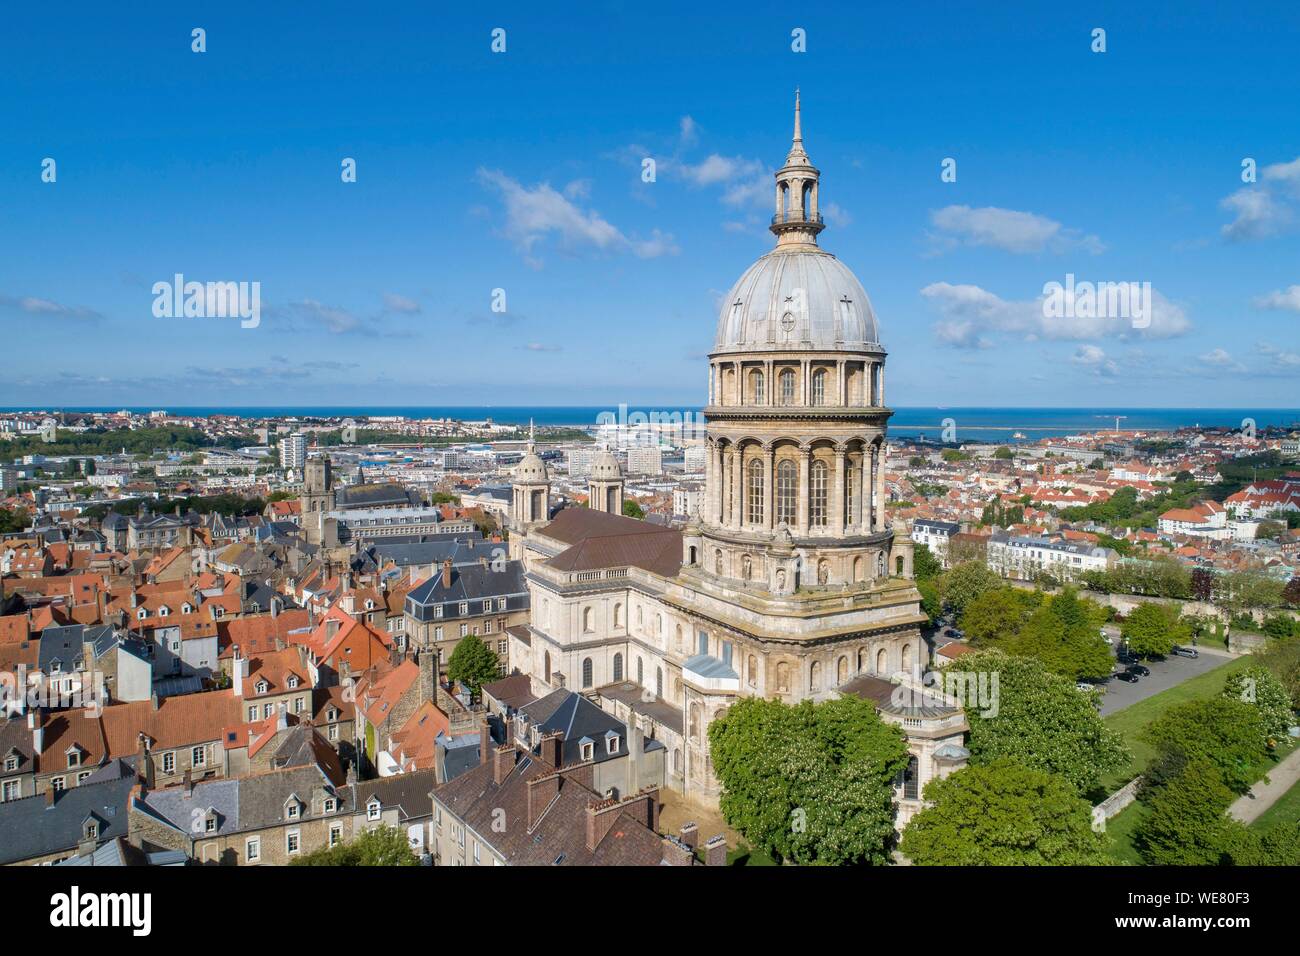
top-left (323, 797), bottom-right (336, 813)
top-left (256, 680), bottom-right (269, 694)
top-left (580, 740), bottom-right (594, 762)
top-left (606, 733), bottom-right (620, 755)
top-left (286, 800), bottom-right (301, 820)
top-left (84, 820), bottom-right (99, 840)
top-left (366, 798), bottom-right (381, 821)
top-left (66, 747), bottom-right (82, 768)
top-left (327, 707), bottom-right (338, 721)
top-left (158, 605), bottom-right (169, 617)
top-left (182, 603), bottom-right (193, 614)
top-left (287, 676), bottom-right (299, 689)
top-left (459, 602), bottom-right (468, 616)
top-left (137, 608), bottom-right (147, 620)
top-left (4, 755), bottom-right (17, 772)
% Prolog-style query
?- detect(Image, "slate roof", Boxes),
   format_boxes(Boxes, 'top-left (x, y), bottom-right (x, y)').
top-left (0, 771), bottom-right (135, 865)
top-left (518, 689), bottom-right (663, 767)
top-left (353, 768), bottom-right (437, 822)
top-left (405, 560), bottom-right (527, 609)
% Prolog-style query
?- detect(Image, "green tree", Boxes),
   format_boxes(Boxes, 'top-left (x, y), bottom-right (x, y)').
top-left (900, 760), bottom-right (1109, 865)
top-left (959, 587), bottom-right (1041, 646)
top-left (1134, 756), bottom-right (1235, 865)
top-left (709, 696), bottom-right (909, 865)
top-left (917, 578), bottom-right (940, 625)
top-left (912, 543), bottom-right (942, 583)
top-left (993, 446), bottom-right (1013, 460)
top-left (446, 635), bottom-right (500, 698)
top-left (622, 499), bottom-right (645, 519)
top-left (291, 825), bottom-right (419, 866)
top-left (1010, 590), bottom-right (1114, 681)
top-left (949, 650), bottom-right (1129, 795)
top-left (939, 561), bottom-right (1002, 617)
top-left (1222, 665), bottom-right (1295, 741)
top-left (1257, 637), bottom-right (1300, 707)
top-left (1120, 602), bottom-right (1188, 657)
top-left (1142, 697), bottom-right (1266, 794)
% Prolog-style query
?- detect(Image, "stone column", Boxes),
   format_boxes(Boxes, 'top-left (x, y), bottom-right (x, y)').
top-left (731, 448), bottom-right (743, 528)
top-left (797, 449), bottom-right (810, 535)
top-left (765, 360), bottom-right (774, 405)
top-left (800, 359), bottom-right (810, 405)
top-left (735, 361), bottom-right (743, 406)
top-left (836, 360), bottom-right (846, 406)
top-left (764, 445), bottom-right (775, 531)
top-left (874, 442), bottom-right (887, 531)
top-left (864, 445), bottom-right (875, 531)
top-left (831, 447), bottom-right (846, 536)
top-left (879, 364), bottom-right (886, 406)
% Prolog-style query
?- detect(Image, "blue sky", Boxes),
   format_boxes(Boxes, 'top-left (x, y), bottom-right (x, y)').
top-left (3, 1), bottom-right (1300, 409)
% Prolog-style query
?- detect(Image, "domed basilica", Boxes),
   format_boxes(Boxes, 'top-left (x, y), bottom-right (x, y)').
top-left (506, 96), bottom-right (961, 812)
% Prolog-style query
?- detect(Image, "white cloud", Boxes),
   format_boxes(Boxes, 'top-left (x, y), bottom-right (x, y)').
top-left (382, 293), bottom-right (420, 314)
top-left (476, 168), bottom-right (676, 265)
top-left (920, 280), bottom-right (1189, 348)
top-left (1070, 344), bottom-right (1118, 376)
top-left (822, 202), bottom-right (852, 227)
top-left (1219, 155), bottom-right (1300, 240)
top-left (928, 205), bottom-right (1105, 255)
top-left (0, 294), bottom-right (101, 320)
top-left (1252, 284), bottom-right (1300, 312)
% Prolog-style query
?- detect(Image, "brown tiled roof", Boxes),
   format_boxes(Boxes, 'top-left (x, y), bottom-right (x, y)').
top-left (431, 747), bottom-right (663, 865)
top-left (541, 508), bottom-right (681, 577)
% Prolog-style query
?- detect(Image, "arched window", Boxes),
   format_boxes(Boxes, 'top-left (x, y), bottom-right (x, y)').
top-left (636, 657), bottom-right (644, 686)
top-left (746, 458), bottom-right (764, 525)
top-left (689, 703), bottom-right (701, 742)
top-left (613, 603), bottom-right (624, 628)
top-left (810, 460), bottom-right (828, 527)
top-left (747, 654), bottom-right (757, 687)
top-left (776, 661), bottom-right (790, 693)
top-left (777, 460), bottom-right (797, 525)
top-left (675, 624), bottom-right (683, 650)
top-left (752, 369), bottom-right (765, 404)
top-left (655, 613), bottom-right (662, 637)
top-left (847, 462), bottom-right (859, 525)
top-left (837, 656), bottom-right (848, 685)
top-left (656, 667), bottom-right (663, 699)
top-left (582, 657), bottom-right (593, 688)
top-left (901, 643), bottom-right (913, 673)
top-left (582, 607), bottom-right (594, 633)
top-left (853, 555), bottom-right (865, 582)
top-left (811, 368), bottom-right (826, 406)
top-left (673, 748), bottom-right (683, 773)
top-left (876, 648), bottom-right (887, 675)
top-left (714, 549), bottom-right (723, 576)
top-left (741, 554), bottom-right (752, 580)
top-left (636, 606), bottom-right (643, 627)
top-left (858, 648), bottom-right (868, 673)
top-left (809, 661), bottom-right (822, 692)
top-left (613, 653), bottom-right (623, 682)
top-left (544, 651), bottom-right (552, 684)
top-left (896, 556), bottom-right (905, 575)
top-left (779, 368), bottom-right (795, 405)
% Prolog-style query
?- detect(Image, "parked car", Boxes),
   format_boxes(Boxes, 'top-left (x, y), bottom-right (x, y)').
top-left (1115, 671), bottom-right (1140, 683)
top-left (1171, 645), bottom-right (1199, 659)
top-left (1126, 663), bottom-right (1151, 677)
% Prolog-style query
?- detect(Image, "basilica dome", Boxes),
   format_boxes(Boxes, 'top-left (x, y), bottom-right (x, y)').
top-left (589, 448), bottom-right (622, 480)
top-left (514, 450), bottom-right (548, 483)
top-left (714, 248), bottom-right (878, 354)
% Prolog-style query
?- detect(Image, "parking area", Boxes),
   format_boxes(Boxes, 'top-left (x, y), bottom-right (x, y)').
top-left (1095, 628), bottom-right (1226, 716)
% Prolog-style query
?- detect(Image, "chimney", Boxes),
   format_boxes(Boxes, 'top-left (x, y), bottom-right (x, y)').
top-left (527, 771), bottom-right (561, 829)
top-left (584, 798), bottom-right (623, 852)
top-left (150, 692), bottom-right (160, 711)
top-left (182, 769), bottom-right (193, 796)
top-left (419, 647), bottom-right (435, 705)
top-left (479, 719), bottom-right (492, 765)
top-left (625, 717), bottom-right (643, 795)
top-left (29, 707), bottom-right (43, 754)
top-left (276, 702), bottom-right (288, 731)
top-left (493, 743), bottom-right (516, 785)
top-left (129, 589), bottom-right (139, 609)
top-left (325, 617), bottom-right (340, 641)
top-left (136, 733), bottom-right (154, 790)
top-left (704, 834), bottom-right (728, 866)
top-left (270, 597), bottom-right (280, 619)
top-left (679, 822), bottom-right (699, 850)
top-left (660, 835), bottom-right (693, 866)
top-left (45, 785), bottom-right (57, 808)
top-left (540, 729), bottom-right (564, 769)
top-left (441, 560), bottom-right (452, 589)
top-left (232, 651), bottom-right (249, 698)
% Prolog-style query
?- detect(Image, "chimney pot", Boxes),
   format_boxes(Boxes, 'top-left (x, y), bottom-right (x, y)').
top-left (704, 834), bottom-right (728, 867)
top-left (680, 821), bottom-right (699, 849)
top-left (441, 559), bottom-right (452, 589)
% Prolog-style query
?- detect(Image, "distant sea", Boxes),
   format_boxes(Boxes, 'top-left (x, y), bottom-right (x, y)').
top-left (5, 406), bottom-right (1300, 443)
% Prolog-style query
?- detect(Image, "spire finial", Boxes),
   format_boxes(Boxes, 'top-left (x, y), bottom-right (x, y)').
top-left (528, 418), bottom-right (535, 451)
top-left (793, 88), bottom-right (802, 144)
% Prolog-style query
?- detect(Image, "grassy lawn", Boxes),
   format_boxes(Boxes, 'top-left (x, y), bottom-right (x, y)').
top-left (1104, 800), bottom-right (1147, 865)
top-left (1100, 655), bottom-right (1255, 791)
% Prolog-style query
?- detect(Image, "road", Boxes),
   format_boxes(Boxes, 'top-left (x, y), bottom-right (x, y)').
top-left (1094, 625), bottom-right (1228, 717)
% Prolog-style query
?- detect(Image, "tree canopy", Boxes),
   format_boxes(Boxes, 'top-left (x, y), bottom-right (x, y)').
top-left (291, 825), bottom-right (419, 866)
top-left (446, 635), bottom-right (500, 697)
top-left (709, 695), bottom-right (909, 865)
top-left (900, 759), bottom-right (1110, 866)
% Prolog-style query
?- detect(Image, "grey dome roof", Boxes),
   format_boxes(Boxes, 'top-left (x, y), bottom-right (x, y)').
top-left (514, 451), bottom-right (549, 483)
top-left (714, 248), bottom-right (879, 354)
top-left (589, 449), bottom-right (622, 480)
